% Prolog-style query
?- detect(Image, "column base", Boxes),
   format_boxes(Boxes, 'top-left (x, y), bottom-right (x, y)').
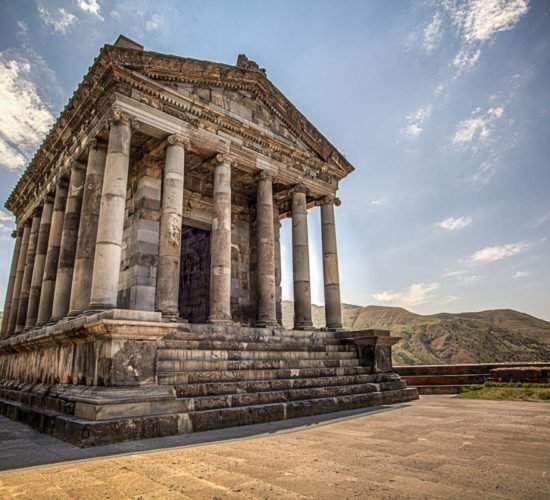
top-left (293, 322), bottom-right (313, 330)
top-left (208, 315), bottom-right (234, 325)
top-left (254, 320), bottom-right (278, 328)
top-left (322, 324), bottom-right (343, 331)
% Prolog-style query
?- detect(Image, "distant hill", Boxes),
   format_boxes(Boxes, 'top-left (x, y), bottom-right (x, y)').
top-left (282, 301), bottom-right (550, 365)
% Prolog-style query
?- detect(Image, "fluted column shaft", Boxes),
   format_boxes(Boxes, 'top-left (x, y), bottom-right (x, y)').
top-left (156, 135), bottom-right (186, 318)
top-left (51, 162), bottom-right (86, 320)
top-left (208, 155), bottom-right (232, 323)
top-left (291, 185), bottom-right (312, 329)
top-left (8, 223), bottom-right (30, 333)
top-left (320, 196), bottom-right (342, 329)
top-left (37, 177), bottom-right (69, 326)
top-left (255, 171), bottom-right (276, 326)
top-left (15, 210), bottom-right (41, 332)
top-left (26, 195), bottom-right (54, 328)
top-left (1, 230), bottom-right (23, 335)
top-left (89, 114), bottom-right (132, 310)
top-left (68, 141), bottom-right (107, 315)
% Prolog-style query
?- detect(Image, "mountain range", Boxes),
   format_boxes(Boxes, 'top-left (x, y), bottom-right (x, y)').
top-left (281, 301), bottom-right (550, 365)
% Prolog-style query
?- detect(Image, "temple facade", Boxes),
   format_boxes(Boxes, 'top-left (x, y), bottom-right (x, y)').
top-left (0, 37), bottom-right (416, 446)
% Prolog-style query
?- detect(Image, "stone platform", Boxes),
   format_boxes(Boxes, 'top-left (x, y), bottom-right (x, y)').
top-left (0, 311), bottom-right (417, 446)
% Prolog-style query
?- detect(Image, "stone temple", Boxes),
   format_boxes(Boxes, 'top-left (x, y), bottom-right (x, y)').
top-left (0, 36), bottom-right (417, 446)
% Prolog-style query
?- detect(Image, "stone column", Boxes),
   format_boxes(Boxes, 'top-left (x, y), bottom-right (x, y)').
top-left (15, 209), bottom-right (42, 332)
top-left (273, 202), bottom-right (282, 325)
top-left (68, 140), bottom-right (107, 315)
top-left (255, 171), bottom-right (277, 326)
top-left (1, 229), bottom-right (23, 335)
top-left (51, 161), bottom-right (86, 321)
top-left (208, 154), bottom-right (232, 323)
top-left (291, 184), bottom-right (312, 329)
top-left (37, 176), bottom-right (69, 326)
top-left (7, 223), bottom-right (31, 333)
top-left (26, 194), bottom-right (54, 328)
top-left (89, 107), bottom-right (133, 310)
top-left (156, 135), bottom-right (186, 319)
top-left (319, 195), bottom-right (343, 330)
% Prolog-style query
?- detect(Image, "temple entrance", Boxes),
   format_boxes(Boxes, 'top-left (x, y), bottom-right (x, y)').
top-left (179, 225), bottom-right (211, 323)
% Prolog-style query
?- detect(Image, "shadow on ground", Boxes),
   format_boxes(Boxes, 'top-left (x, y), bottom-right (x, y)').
top-left (0, 403), bottom-right (410, 472)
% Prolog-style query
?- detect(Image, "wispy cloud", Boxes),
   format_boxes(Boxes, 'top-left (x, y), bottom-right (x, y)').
top-left (370, 197), bottom-right (388, 207)
top-left (453, 107), bottom-right (504, 145)
top-left (37, 4), bottom-right (78, 34)
top-left (0, 50), bottom-right (55, 170)
top-left (76, 0), bottom-right (103, 20)
top-left (373, 282), bottom-right (440, 307)
top-left (532, 212), bottom-right (550, 228)
top-left (400, 105), bottom-right (432, 141)
top-left (466, 242), bottom-right (532, 264)
top-left (423, 12), bottom-right (443, 52)
top-left (437, 216), bottom-right (472, 231)
top-left (513, 271), bottom-right (530, 278)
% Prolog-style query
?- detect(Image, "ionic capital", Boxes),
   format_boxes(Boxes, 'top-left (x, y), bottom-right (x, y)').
top-left (255, 170), bottom-right (274, 182)
top-left (291, 183), bottom-right (309, 196)
top-left (88, 137), bottom-right (107, 152)
top-left (32, 206), bottom-right (43, 218)
top-left (11, 230), bottom-right (19, 239)
top-left (109, 104), bottom-right (139, 129)
top-left (316, 195), bottom-right (341, 207)
top-left (212, 153), bottom-right (236, 168)
top-left (166, 134), bottom-right (189, 149)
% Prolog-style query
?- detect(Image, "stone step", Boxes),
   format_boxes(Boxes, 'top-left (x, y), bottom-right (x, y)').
top-left (416, 385), bottom-right (465, 395)
top-left (167, 330), bottom-right (340, 345)
top-left (173, 373), bottom-right (402, 397)
top-left (157, 358), bottom-right (360, 373)
top-left (181, 380), bottom-right (408, 412)
top-left (186, 387), bottom-right (419, 433)
top-left (158, 366), bottom-right (375, 385)
top-left (160, 339), bottom-right (355, 352)
top-left (157, 349), bottom-right (357, 362)
top-left (402, 374), bottom-right (487, 386)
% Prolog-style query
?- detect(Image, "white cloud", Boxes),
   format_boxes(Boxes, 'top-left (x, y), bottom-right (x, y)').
top-left (471, 160), bottom-right (497, 187)
top-left (452, 47), bottom-right (481, 73)
top-left (145, 13), bottom-right (164, 32)
top-left (423, 12), bottom-right (443, 52)
top-left (76, 0), bottom-right (103, 20)
top-left (373, 282), bottom-right (440, 308)
top-left (532, 212), bottom-right (550, 228)
top-left (459, 274), bottom-right (482, 284)
top-left (0, 210), bottom-right (14, 223)
top-left (466, 242), bottom-right (532, 264)
top-left (0, 51), bottom-right (55, 171)
top-left (441, 295), bottom-right (461, 305)
top-left (437, 0), bottom-right (530, 75)
top-left (16, 21), bottom-right (29, 37)
top-left (453, 107), bottom-right (504, 144)
top-left (513, 271), bottom-right (530, 278)
top-left (451, 0), bottom-right (530, 43)
top-left (443, 270), bottom-right (468, 278)
top-left (437, 216), bottom-right (472, 231)
top-left (371, 197), bottom-right (388, 207)
top-left (37, 5), bottom-right (78, 34)
top-left (400, 105), bottom-right (432, 141)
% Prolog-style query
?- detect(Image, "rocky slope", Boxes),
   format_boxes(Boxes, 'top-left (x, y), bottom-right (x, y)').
top-left (281, 301), bottom-right (550, 365)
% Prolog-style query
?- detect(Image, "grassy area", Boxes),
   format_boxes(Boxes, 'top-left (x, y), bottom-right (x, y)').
top-left (457, 382), bottom-right (550, 401)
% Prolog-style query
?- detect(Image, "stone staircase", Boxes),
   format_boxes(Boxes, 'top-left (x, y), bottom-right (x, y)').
top-left (155, 327), bottom-right (418, 433)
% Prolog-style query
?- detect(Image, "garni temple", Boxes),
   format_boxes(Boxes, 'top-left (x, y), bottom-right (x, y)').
top-left (0, 36), bottom-right (417, 446)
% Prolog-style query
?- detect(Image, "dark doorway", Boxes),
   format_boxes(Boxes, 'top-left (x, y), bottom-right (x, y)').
top-left (179, 225), bottom-right (211, 323)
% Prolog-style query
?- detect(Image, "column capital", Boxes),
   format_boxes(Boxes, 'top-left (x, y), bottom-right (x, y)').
top-left (32, 206), bottom-right (43, 218)
top-left (316, 195), bottom-right (341, 207)
top-left (71, 160), bottom-right (86, 172)
top-left (291, 183), bottom-right (309, 196)
top-left (212, 153), bottom-right (236, 168)
top-left (255, 170), bottom-right (274, 182)
top-left (88, 137), bottom-right (107, 152)
top-left (109, 104), bottom-right (139, 129)
top-left (166, 134), bottom-right (189, 149)
top-left (11, 229), bottom-right (20, 239)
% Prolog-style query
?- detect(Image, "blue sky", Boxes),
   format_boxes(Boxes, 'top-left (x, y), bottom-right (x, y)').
top-left (0, 0), bottom-right (549, 320)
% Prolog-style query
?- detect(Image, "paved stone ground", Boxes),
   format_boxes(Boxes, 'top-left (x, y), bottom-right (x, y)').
top-left (0, 396), bottom-right (548, 499)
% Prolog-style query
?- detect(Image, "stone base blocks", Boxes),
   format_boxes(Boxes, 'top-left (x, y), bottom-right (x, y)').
top-left (0, 315), bottom-right (417, 447)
